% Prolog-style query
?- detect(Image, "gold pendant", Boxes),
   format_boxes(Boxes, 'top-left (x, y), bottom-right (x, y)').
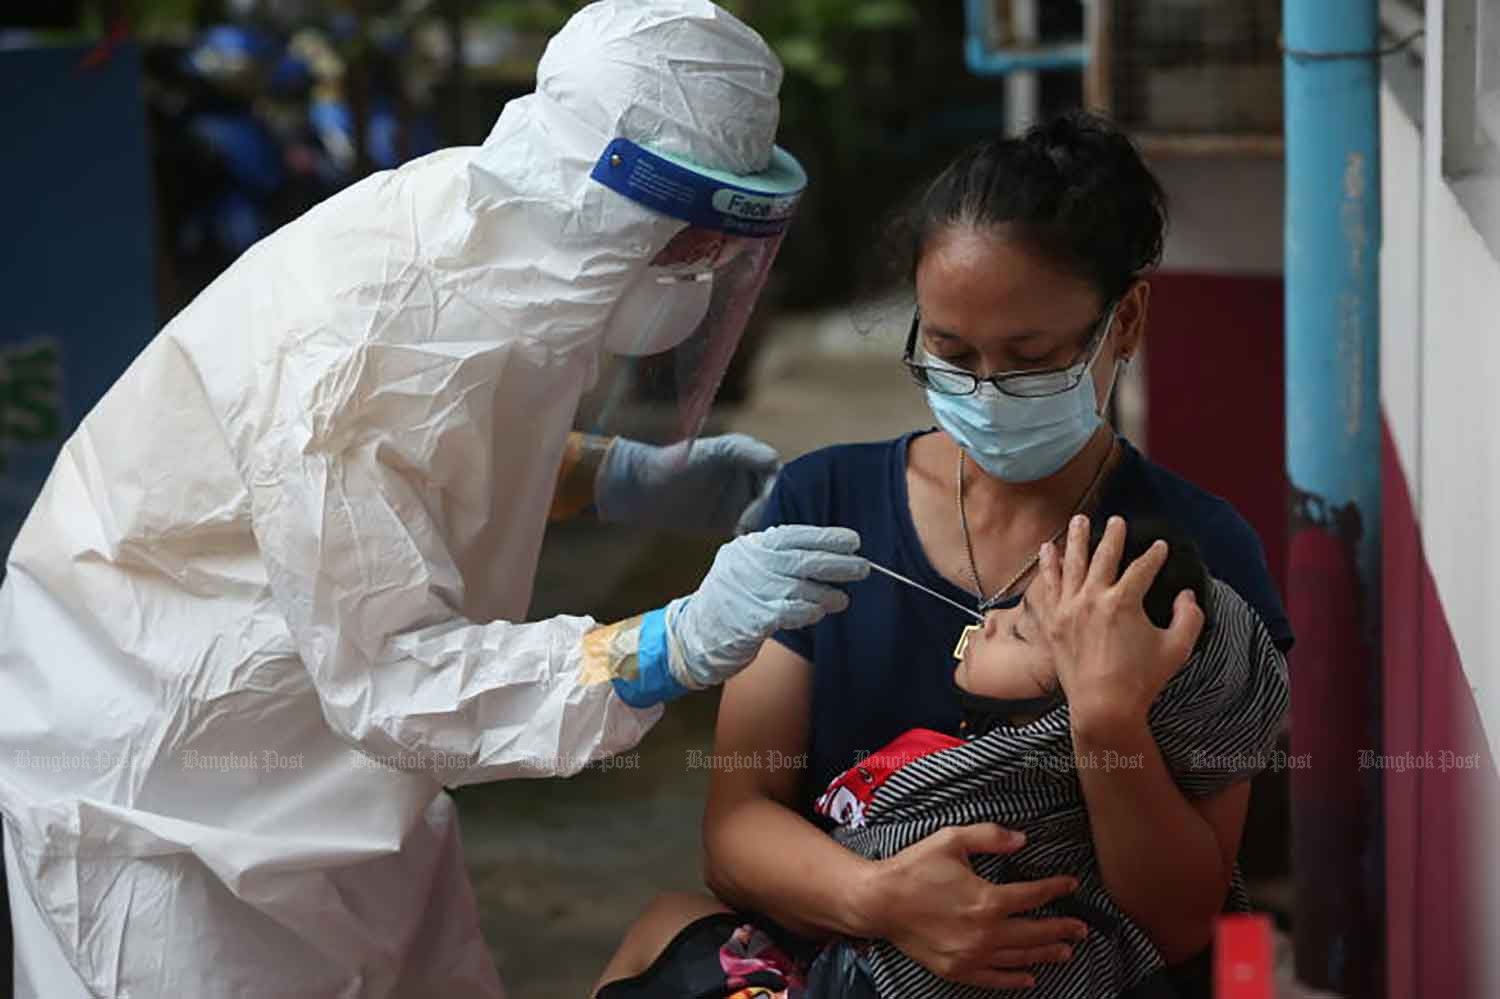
top-left (953, 623), bottom-right (981, 661)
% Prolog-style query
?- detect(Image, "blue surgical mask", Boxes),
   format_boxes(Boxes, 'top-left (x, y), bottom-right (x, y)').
top-left (924, 342), bottom-right (1121, 483)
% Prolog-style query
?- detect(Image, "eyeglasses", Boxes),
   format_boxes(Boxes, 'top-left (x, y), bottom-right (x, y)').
top-left (902, 304), bottom-right (1116, 399)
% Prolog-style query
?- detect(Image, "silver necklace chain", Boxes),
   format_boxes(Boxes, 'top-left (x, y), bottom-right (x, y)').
top-left (956, 439), bottom-right (1118, 611)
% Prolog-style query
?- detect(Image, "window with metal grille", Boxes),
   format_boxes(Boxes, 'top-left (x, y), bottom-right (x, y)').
top-left (1444, 0), bottom-right (1500, 174)
top-left (1441, 0), bottom-right (1500, 254)
top-left (1086, 0), bottom-right (1282, 157)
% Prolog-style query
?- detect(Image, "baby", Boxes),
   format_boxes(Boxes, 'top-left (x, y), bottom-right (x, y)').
top-left (815, 518), bottom-right (1212, 832)
top-left (813, 519), bottom-right (1287, 999)
top-left (952, 518), bottom-right (1210, 733)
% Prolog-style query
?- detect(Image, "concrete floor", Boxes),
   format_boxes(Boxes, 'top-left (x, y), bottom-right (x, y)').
top-left (453, 308), bottom-right (934, 997)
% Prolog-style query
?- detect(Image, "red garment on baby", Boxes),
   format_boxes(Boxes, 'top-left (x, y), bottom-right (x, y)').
top-left (813, 728), bottom-right (963, 830)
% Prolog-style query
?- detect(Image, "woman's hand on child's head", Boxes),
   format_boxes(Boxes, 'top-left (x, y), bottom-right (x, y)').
top-left (857, 823), bottom-right (1087, 989)
top-left (1030, 515), bottom-right (1204, 735)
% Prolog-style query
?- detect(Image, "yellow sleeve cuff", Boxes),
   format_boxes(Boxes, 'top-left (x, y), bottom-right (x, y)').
top-left (549, 432), bottom-right (615, 522)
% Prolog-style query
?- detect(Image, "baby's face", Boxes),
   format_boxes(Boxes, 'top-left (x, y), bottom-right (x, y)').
top-left (955, 597), bottom-right (1058, 699)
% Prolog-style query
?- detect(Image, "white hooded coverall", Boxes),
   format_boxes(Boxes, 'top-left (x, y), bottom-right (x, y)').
top-left (0, 2), bottom-right (784, 995)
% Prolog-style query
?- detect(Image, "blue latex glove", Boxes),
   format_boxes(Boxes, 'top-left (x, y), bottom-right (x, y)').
top-left (595, 434), bottom-right (782, 536)
top-left (654, 525), bottom-right (869, 690)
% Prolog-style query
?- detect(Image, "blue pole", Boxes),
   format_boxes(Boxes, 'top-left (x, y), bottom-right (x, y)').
top-left (1283, 1), bottom-right (1382, 996)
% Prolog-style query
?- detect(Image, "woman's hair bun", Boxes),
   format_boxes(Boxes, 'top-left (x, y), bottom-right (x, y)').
top-left (885, 110), bottom-right (1168, 301)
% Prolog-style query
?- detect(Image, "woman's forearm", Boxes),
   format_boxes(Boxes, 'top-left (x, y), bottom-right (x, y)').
top-left (702, 792), bottom-right (880, 940)
top-left (1071, 715), bottom-right (1228, 963)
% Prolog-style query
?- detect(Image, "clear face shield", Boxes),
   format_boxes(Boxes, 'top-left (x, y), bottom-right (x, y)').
top-left (579, 138), bottom-right (807, 450)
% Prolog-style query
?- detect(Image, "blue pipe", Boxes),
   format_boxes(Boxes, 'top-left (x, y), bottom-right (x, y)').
top-left (962, 0), bottom-right (1087, 76)
top-left (1283, 1), bottom-right (1382, 995)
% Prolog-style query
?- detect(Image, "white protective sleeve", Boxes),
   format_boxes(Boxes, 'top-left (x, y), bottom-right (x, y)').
top-left (243, 313), bottom-right (663, 787)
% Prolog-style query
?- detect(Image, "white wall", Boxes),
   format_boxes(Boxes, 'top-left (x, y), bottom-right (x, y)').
top-left (1152, 156), bottom-right (1286, 276)
top-left (1414, 176), bottom-right (1500, 749)
top-left (1387, 9), bottom-right (1500, 756)
top-left (1380, 87), bottom-right (1423, 503)
top-left (1382, 5), bottom-right (1500, 986)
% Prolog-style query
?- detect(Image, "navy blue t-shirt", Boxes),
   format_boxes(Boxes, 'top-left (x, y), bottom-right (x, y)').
top-left (759, 431), bottom-right (1293, 816)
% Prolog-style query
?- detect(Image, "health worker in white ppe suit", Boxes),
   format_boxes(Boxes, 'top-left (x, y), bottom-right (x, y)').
top-left (0, 2), bottom-right (870, 996)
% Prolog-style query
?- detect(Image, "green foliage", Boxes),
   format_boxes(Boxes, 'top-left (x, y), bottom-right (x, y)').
top-left (80, 0), bottom-right (201, 37)
top-left (465, 0), bottom-right (917, 93)
top-left (774, 35), bottom-right (841, 89)
top-left (474, 0), bottom-right (580, 33)
top-left (723, 0), bottom-right (916, 91)
top-left (849, 1), bottom-right (916, 31)
top-left (111, 0), bottom-right (918, 97)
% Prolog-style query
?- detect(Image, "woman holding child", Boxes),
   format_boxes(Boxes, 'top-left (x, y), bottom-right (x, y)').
top-left (595, 112), bottom-right (1293, 999)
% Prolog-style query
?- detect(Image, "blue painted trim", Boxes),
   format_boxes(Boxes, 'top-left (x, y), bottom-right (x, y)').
top-left (962, 0), bottom-right (1088, 76)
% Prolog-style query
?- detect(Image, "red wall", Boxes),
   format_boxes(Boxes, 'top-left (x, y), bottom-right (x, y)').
top-left (1146, 272), bottom-right (1498, 997)
top-left (1144, 272), bottom-right (1287, 594)
top-left (1382, 422), bottom-right (1497, 998)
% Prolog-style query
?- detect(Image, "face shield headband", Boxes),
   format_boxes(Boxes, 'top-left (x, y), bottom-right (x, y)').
top-left (582, 138), bottom-right (807, 448)
top-left (590, 138), bottom-right (806, 239)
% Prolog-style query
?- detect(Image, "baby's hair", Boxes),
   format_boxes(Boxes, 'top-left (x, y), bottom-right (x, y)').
top-left (1088, 517), bottom-right (1211, 641)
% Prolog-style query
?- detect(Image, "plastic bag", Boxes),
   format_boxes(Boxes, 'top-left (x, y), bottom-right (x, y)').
top-left (803, 941), bottom-right (881, 999)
